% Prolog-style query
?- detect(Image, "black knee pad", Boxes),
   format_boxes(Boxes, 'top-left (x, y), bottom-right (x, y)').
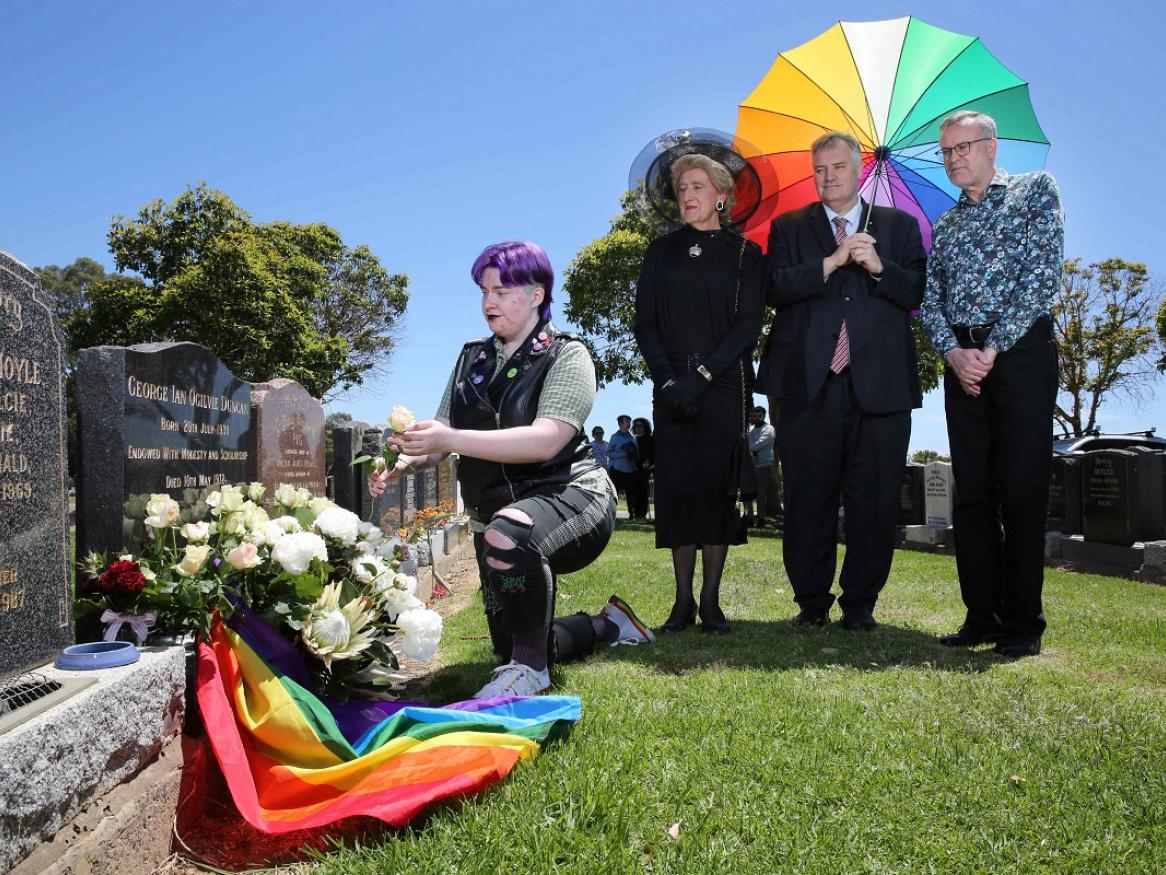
top-left (551, 612), bottom-right (596, 664)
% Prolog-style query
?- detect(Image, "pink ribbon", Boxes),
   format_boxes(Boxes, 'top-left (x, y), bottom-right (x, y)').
top-left (100, 610), bottom-right (157, 645)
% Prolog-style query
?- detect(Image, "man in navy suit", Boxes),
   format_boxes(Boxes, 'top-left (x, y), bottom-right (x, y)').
top-left (758, 131), bottom-right (926, 629)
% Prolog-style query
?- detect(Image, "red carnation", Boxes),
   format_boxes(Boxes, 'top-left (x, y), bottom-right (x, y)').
top-left (98, 559), bottom-right (148, 599)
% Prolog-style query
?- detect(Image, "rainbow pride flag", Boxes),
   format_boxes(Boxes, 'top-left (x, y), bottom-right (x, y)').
top-left (196, 607), bottom-right (581, 832)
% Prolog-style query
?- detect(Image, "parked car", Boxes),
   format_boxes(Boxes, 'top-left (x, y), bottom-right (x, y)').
top-left (1051, 429), bottom-right (1166, 455)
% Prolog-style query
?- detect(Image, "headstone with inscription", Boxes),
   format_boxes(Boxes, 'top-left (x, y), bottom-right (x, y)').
top-left (1047, 455), bottom-right (1083, 534)
top-left (251, 378), bottom-right (325, 504)
top-left (75, 342), bottom-right (252, 558)
top-left (436, 455), bottom-right (459, 511)
top-left (898, 464), bottom-right (925, 525)
top-left (924, 461), bottom-right (954, 528)
top-left (0, 253), bottom-right (71, 678)
top-left (1082, 448), bottom-right (1165, 546)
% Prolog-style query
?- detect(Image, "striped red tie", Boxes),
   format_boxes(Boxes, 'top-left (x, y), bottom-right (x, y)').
top-left (830, 215), bottom-right (850, 374)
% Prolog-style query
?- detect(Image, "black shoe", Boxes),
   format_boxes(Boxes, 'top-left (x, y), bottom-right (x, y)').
top-left (839, 612), bottom-right (877, 632)
top-left (994, 637), bottom-right (1041, 658)
top-left (699, 618), bottom-right (730, 635)
top-left (938, 624), bottom-right (1004, 648)
top-left (792, 609), bottom-right (828, 628)
top-left (659, 607), bottom-right (697, 634)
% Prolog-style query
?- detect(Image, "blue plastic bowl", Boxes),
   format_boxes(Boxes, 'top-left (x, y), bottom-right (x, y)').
top-left (56, 641), bottom-right (140, 670)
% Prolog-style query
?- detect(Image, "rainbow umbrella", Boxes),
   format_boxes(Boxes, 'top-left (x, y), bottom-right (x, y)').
top-left (735, 16), bottom-right (1050, 249)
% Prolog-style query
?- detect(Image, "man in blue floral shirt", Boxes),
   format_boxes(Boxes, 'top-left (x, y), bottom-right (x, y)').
top-left (921, 110), bottom-right (1064, 658)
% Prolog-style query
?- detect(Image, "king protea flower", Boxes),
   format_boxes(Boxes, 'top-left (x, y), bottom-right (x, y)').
top-left (301, 582), bottom-right (379, 669)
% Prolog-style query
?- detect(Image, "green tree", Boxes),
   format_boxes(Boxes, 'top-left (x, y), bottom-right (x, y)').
top-left (563, 192), bottom-right (943, 392)
top-left (1054, 257), bottom-right (1160, 435)
top-left (70, 184), bottom-right (408, 399)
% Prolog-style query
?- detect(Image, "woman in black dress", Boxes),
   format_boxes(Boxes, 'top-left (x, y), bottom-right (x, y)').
top-left (633, 151), bottom-right (765, 634)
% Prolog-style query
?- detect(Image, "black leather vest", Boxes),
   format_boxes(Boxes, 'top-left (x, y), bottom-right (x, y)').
top-left (449, 321), bottom-right (598, 521)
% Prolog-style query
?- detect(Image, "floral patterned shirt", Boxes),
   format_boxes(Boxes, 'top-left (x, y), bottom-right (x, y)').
top-left (921, 168), bottom-right (1064, 354)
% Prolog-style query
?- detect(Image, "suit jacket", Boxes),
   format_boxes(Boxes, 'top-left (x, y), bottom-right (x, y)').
top-left (756, 201), bottom-right (926, 414)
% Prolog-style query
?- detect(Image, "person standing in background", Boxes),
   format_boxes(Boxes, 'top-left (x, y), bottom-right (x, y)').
top-left (607, 415), bottom-right (639, 510)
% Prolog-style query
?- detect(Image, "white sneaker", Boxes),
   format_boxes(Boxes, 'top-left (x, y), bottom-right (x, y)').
top-left (602, 595), bottom-right (656, 645)
top-left (472, 661), bottom-right (551, 699)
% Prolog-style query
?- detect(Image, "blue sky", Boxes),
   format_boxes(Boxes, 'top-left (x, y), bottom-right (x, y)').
top-left (4, 1), bottom-right (1163, 453)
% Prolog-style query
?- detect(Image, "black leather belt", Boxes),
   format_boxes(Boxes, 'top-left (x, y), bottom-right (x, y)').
top-left (952, 322), bottom-right (997, 348)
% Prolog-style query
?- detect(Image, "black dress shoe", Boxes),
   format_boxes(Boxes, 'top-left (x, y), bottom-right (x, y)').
top-left (839, 613), bottom-right (878, 631)
top-left (659, 608), bottom-right (697, 634)
top-left (792, 610), bottom-right (828, 628)
top-left (994, 637), bottom-right (1041, 658)
top-left (938, 624), bottom-right (1004, 648)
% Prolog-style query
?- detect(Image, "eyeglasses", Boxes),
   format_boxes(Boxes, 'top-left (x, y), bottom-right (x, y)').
top-left (936, 137), bottom-right (992, 160)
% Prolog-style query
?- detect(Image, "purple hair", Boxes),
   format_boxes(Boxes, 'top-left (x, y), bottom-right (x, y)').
top-left (470, 241), bottom-right (554, 322)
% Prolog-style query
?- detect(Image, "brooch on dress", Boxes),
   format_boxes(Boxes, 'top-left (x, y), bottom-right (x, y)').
top-left (688, 243), bottom-right (702, 258)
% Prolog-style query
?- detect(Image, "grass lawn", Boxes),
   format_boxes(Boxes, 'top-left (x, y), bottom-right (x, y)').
top-left (307, 524), bottom-right (1164, 874)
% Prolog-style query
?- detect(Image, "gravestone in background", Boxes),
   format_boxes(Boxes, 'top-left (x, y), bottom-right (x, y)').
top-left (1047, 455), bottom-right (1083, 534)
top-left (1082, 448), bottom-right (1165, 546)
top-left (75, 342), bottom-right (252, 558)
top-left (898, 464), bottom-right (925, 525)
top-left (924, 461), bottom-right (954, 528)
top-left (436, 455), bottom-right (458, 510)
top-left (252, 378), bottom-right (325, 503)
top-left (0, 252), bottom-right (71, 678)
top-left (331, 421), bottom-right (375, 519)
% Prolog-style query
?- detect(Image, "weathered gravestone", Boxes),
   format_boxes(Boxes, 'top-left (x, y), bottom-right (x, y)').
top-left (1082, 448), bottom-right (1165, 546)
top-left (924, 461), bottom-right (954, 528)
top-left (0, 253), bottom-right (71, 678)
top-left (251, 378), bottom-right (325, 503)
top-left (1047, 454), bottom-right (1083, 534)
top-left (75, 342), bottom-right (252, 557)
top-left (898, 464), bottom-right (925, 525)
top-left (436, 454), bottom-right (458, 510)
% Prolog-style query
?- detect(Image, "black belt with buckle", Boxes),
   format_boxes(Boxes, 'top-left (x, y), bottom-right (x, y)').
top-left (952, 322), bottom-right (997, 348)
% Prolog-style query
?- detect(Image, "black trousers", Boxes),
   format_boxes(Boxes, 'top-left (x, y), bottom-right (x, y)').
top-left (474, 481), bottom-right (616, 658)
top-left (779, 371), bottom-right (911, 616)
top-left (944, 319), bottom-right (1057, 639)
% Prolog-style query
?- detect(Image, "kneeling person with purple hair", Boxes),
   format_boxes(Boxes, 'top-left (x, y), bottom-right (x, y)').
top-left (369, 241), bottom-right (653, 698)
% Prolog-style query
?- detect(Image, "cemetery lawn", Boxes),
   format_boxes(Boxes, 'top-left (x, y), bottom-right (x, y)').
top-left (306, 524), bottom-right (1164, 875)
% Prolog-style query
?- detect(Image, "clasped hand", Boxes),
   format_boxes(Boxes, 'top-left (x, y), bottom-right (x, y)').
top-left (828, 232), bottom-right (883, 275)
top-left (946, 346), bottom-right (998, 397)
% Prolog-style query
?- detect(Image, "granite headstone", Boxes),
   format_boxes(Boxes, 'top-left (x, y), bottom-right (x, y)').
top-left (251, 378), bottom-right (325, 503)
top-left (330, 421), bottom-right (375, 520)
top-left (1082, 448), bottom-right (1165, 546)
top-left (0, 252), bottom-right (71, 679)
top-left (1047, 455), bottom-right (1083, 534)
top-left (898, 464), bottom-right (925, 525)
top-left (75, 342), bottom-right (252, 557)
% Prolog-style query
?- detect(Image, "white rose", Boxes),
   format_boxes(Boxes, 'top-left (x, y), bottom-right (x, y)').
top-left (271, 531), bottom-right (328, 575)
top-left (350, 556), bottom-right (391, 589)
top-left (241, 502), bottom-right (269, 532)
top-left (395, 607), bottom-right (442, 661)
top-left (308, 496), bottom-right (334, 515)
top-left (247, 482), bottom-right (266, 502)
top-left (274, 483), bottom-right (300, 508)
top-left (381, 587), bottom-right (423, 622)
top-left (144, 494), bottom-right (180, 531)
top-left (295, 487), bottom-right (313, 506)
top-left (218, 486), bottom-right (245, 513)
top-left (312, 506), bottom-right (361, 546)
top-left (253, 519), bottom-right (287, 547)
top-left (182, 521), bottom-right (210, 543)
top-left (392, 573), bottom-right (417, 596)
top-left (358, 522), bottom-right (384, 544)
top-left (174, 544), bottom-right (212, 578)
top-left (205, 490), bottom-right (223, 509)
top-left (388, 405), bottom-right (416, 434)
top-left (227, 542), bottom-right (261, 570)
top-left (274, 515), bottom-right (303, 534)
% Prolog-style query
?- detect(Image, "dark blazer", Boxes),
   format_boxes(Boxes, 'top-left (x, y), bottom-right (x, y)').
top-left (756, 201), bottom-right (926, 414)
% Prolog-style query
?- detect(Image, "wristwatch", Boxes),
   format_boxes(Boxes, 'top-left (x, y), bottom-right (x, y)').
top-left (696, 364), bottom-right (714, 383)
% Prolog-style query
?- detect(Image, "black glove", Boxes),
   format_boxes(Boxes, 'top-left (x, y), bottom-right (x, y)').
top-left (660, 372), bottom-right (709, 419)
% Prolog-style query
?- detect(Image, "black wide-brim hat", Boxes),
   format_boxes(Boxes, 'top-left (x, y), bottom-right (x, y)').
top-left (628, 127), bottom-right (778, 232)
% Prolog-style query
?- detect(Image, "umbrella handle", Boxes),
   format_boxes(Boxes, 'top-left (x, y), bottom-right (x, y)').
top-left (862, 157), bottom-right (883, 233)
